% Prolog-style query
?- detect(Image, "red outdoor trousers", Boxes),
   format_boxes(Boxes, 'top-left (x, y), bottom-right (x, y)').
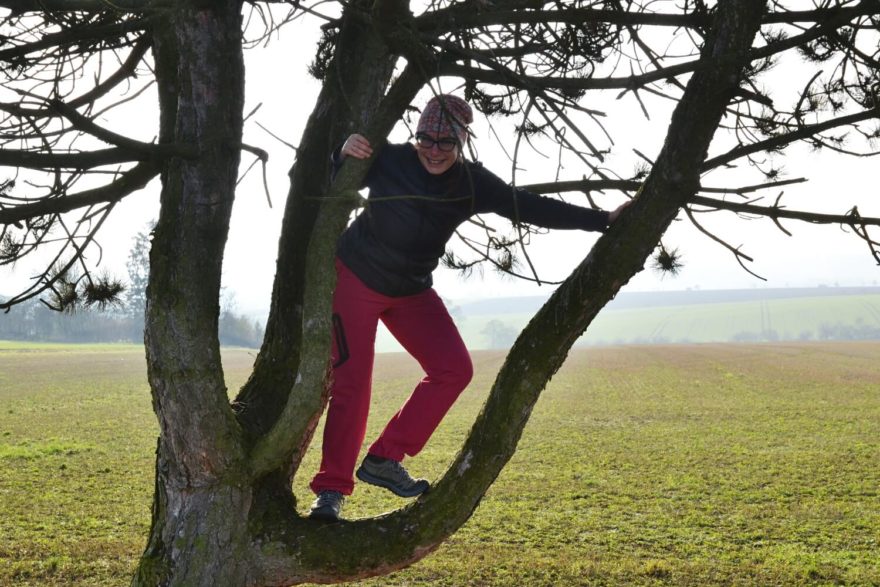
top-left (309, 259), bottom-right (473, 495)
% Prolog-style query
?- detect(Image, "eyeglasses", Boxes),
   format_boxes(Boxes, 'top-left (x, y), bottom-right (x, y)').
top-left (415, 133), bottom-right (459, 152)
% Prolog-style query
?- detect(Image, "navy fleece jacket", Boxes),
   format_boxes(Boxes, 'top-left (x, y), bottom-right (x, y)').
top-left (335, 143), bottom-right (609, 297)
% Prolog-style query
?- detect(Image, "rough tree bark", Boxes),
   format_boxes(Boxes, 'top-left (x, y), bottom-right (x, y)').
top-left (136, 1), bottom-right (253, 583)
top-left (130, 0), bottom-right (767, 584)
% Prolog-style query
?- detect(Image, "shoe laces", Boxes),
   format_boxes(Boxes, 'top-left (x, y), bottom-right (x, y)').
top-left (317, 490), bottom-right (343, 506)
top-left (388, 460), bottom-right (415, 483)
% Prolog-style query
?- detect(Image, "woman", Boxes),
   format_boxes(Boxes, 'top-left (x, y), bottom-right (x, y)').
top-left (309, 94), bottom-right (628, 521)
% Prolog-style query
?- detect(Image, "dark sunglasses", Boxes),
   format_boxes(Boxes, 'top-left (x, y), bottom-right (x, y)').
top-left (415, 133), bottom-right (459, 152)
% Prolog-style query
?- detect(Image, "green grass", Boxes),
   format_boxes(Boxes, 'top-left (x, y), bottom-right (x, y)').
top-left (1, 342), bottom-right (879, 585)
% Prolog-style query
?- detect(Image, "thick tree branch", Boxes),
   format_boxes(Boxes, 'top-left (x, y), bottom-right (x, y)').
top-left (522, 177), bottom-right (806, 196)
top-left (49, 100), bottom-right (197, 157)
top-left (416, 7), bottom-right (709, 33)
top-left (0, 133), bottom-right (193, 169)
top-left (143, 0), bottom-right (248, 489)
top-left (0, 162), bottom-right (159, 226)
top-left (0, 146), bottom-right (144, 169)
top-left (417, 2), bottom-right (878, 34)
top-left (232, 0), bottom-right (401, 463)
top-left (248, 63), bottom-right (428, 479)
top-left (0, 0), bottom-right (166, 14)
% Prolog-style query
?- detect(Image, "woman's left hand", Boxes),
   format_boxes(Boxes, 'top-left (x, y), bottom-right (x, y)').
top-left (608, 200), bottom-right (633, 225)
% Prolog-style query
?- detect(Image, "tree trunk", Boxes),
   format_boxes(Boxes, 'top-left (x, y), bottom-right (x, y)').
top-left (135, 2), bottom-right (252, 584)
top-left (132, 0), bottom-right (766, 584)
top-left (233, 0), bottom-right (398, 456)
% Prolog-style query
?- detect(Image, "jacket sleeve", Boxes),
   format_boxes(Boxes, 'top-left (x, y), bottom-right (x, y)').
top-left (474, 165), bottom-right (610, 232)
top-left (330, 144), bottom-right (345, 178)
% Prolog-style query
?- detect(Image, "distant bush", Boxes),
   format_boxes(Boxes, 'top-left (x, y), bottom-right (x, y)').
top-left (729, 329), bottom-right (788, 343)
top-left (817, 320), bottom-right (880, 341)
top-left (481, 319), bottom-right (518, 349)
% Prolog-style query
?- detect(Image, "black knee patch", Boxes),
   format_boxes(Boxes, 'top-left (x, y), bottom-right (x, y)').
top-left (331, 313), bottom-right (350, 368)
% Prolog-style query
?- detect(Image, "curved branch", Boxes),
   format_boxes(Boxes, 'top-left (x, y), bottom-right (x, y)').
top-left (256, 0), bottom-right (767, 581)
top-left (70, 36), bottom-right (152, 107)
top-left (0, 161), bottom-right (159, 226)
top-left (0, 37), bottom-right (152, 119)
top-left (48, 100), bottom-right (196, 157)
top-left (684, 206), bottom-right (766, 281)
top-left (703, 105), bottom-right (880, 170)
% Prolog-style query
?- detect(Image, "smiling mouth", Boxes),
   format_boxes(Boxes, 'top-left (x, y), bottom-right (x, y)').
top-left (426, 157), bottom-right (445, 165)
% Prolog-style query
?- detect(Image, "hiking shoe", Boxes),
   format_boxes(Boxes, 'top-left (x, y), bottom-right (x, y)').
top-left (356, 455), bottom-right (429, 498)
top-left (309, 490), bottom-right (344, 522)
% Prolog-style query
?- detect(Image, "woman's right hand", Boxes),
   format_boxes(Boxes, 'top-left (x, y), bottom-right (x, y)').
top-left (340, 134), bottom-right (373, 160)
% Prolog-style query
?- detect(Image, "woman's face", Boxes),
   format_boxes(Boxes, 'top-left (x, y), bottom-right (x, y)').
top-left (415, 131), bottom-right (460, 175)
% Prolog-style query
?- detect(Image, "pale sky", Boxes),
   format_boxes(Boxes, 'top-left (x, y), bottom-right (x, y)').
top-left (2, 11), bottom-right (878, 320)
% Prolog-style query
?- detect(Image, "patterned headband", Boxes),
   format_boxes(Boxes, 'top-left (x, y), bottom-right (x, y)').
top-left (416, 94), bottom-right (473, 145)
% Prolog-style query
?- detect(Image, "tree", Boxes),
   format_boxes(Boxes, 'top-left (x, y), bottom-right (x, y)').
top-left (125, 221), bottom-right (154, 322)
top-left (1, 0), bottom-right (879, 584)
top-left (219, 289), bottom-right (265, 347)
top-left (482, 319), bottom-right (519, 349)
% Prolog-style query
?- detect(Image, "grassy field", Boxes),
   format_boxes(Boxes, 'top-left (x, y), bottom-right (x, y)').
top-left (1, 342), bottom-right (878, 585)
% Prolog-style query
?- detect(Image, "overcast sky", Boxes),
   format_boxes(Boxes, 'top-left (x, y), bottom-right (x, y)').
top-left (2, 10), bottom-right (878, 320)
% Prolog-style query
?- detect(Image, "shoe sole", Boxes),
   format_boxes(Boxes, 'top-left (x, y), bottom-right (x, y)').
top-left (308, 508), bottom-right (341, 522)
top-left (356, 467), bottom-right (429, 498)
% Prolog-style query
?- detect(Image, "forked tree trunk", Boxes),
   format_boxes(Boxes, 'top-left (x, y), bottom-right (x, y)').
top-left (133, 0), bottom-right (766, 584)
top-left (135, 1), bottom-right (253, 584)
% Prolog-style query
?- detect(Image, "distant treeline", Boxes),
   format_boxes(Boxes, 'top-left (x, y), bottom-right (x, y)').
top-left (730, 320), bottom-right (880, 343)
top-left (0, 298), bottom-right (264, 348)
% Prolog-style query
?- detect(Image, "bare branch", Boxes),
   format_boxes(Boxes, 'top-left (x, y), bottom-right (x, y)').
top-left (436, 3), bottom-right (880, 93)
top-left (684, 206), bottom-right (767, 281)
top-left (690, 194), bottom-right (880, 227)
top-left (0, 203), bottom-right (116, 311)
top-left (703, 106), bottom-right (880, 171)
top-left (0, 37), bottom-right (152, 119)
top-left (0, 16), bottom-right (148, 61)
